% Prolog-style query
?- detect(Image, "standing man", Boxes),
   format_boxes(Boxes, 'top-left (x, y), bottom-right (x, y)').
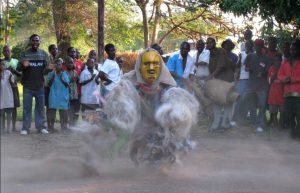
top-left (206, 37), bottom-right (235, 131)
top-left (96, 43), bottom-right (121, 97)
top-left (221, 39), bottom-right (238, 67)
top-left (266, 36), bottom-right (280, 59)
top-left (3, 45), bottom-right (21, 132)
top-left (240, 29), bottom-right (253, 52)
top-left (191, 39), bottom-right (210, 83)
top-left (278, 39), bottom-right (300, 139)
top-left (245, 39), bottom-right (270, 132)
top-left (17, 34), bottom-right (52, 135)
top-left (67, 47), bottom-right (84, 74)
top-left (167, 41), bottom-right (195, 87)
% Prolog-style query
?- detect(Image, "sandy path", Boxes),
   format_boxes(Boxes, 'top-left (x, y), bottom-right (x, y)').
top-left (1, 122), bottom-right (300, 193)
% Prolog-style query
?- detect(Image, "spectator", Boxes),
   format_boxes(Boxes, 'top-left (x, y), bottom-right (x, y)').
top-left (0, 59), bottom-right (15, 133)
top-left (167, 41), bottom-right (195, 87)
top-left (221, 39), bottom-right (238, 67)
top-left (233, 40), bottom-right (256, 124)
top-left (205, 37), bottom-right (235, 130)
top-left (48, 58), bottom-right (70, 131)
top-left (45, 44), bottom-right (59, 130)
top-left (96, 43), bottom-right (121, 97)
top-left (266, 36), bottom-right (280, 59)
top-left (151, 43), bottom-right (164, 56)
top-left (245, 39), bottom-right (270, 132)
top-left (240, 29), bottom-right (253, 52)
top-left (67, 47), bottom-right (84, 74)
top-left (88, 49), bottom-right (102, 70)
top-left (80, 58), bottom-right (100, 114)
top-left (191, 39), bottom-right (210, 84)
top-left (278, 39), bottom-right (300, 139)
top-left (66, 47), bottom-right (84, 121)
top-left (151, 43), bottom-right (168, 63)
top-left (280, 41), bottom-right (291, 61)
top-left (75, 48), bottom-right (82, 61)
top-left (17, 34), bottom-right (52, 135)
top-left (3, 45), bottom-right (21, 132)
top-left (65, 56), bottom-right (79, 126)
top-left (116, 56), bottom-right (124, 77)
top-left (267, 54), bottom-right (284, 129)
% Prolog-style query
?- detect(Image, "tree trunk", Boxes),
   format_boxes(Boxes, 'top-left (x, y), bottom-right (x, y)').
top-left (151, 0), bottom-right (163, 45)
top-left (136, 0), bottom-right (149, 48)
top-left (52, 0), bottom-right (71, 59)
top-left (4, 0), bottom-right (9, 44)
top-left (141, 6), bottom-right (149, 48)
top-left (98, 0), bottom-right (105, 63)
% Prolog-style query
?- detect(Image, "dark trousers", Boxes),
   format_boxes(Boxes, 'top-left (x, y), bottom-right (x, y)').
top-left (48, 108), bottom-right (69, 130)
top-left (69, 99), bottom-right (80, 126)
top-left (284, 97), bottom-right (300, 137)
top-left (0, 108), bottom-right (13, 133)
top-left (22, 87), bottom-right (46, 131)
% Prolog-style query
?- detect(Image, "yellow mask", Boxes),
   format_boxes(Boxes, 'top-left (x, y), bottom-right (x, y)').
top-left (140, 51), bottom-right (161, 84)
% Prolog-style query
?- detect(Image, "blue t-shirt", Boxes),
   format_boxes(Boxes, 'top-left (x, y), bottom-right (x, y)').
top-left (166, 53), bottom-right (194, 87)
top-left (48, 71), bottom-right (70, 110)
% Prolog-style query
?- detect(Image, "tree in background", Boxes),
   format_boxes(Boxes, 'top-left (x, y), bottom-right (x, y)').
top-left (10, 0), bottom-right (300, 55)
top-left (132, 0), bottom-right (238, 49)
top-left (203, 0), bottom-right (300, 45)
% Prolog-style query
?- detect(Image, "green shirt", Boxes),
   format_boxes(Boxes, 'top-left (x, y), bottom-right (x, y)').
top-left (4, 58), bottom-right (19, 69)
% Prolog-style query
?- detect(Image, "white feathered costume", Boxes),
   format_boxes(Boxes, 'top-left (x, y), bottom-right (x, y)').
top-left (103, 48), bottom-right (200, 165)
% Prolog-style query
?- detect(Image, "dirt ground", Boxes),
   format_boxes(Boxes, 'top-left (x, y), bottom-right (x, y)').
top-left (1, 121), bottom-right (300, 193)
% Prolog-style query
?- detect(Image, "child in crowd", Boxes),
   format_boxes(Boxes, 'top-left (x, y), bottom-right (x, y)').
top-left (3, 45), bottom-right (21, 131)
top-left (48, 58), bottom-right (70, 132)
top-left (79, 58), bottom-right (100, 117)
top-left (65, 56), bottom-right (79, 126)
top-left (268, 54), bottom-right (284, 129)
top-left (0, 59), bottom-right (15, 133)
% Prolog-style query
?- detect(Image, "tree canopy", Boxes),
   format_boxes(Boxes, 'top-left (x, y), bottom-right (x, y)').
top-left (1, 0), bottom-right (299, 56)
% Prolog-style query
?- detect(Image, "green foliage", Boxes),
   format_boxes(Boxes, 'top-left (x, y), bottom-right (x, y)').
top-left (105, 0), bottom-right (144, 51)
top-left (11, 41), bottom-right (29, 60)
top-left (7, 0), bottom-right (144, 54)
top-left (217, 0), bottom-right (300, 28)
top-left (260, 21), bottom-right (294, 48)
top-left (158, 5), bottom-right (233, 47)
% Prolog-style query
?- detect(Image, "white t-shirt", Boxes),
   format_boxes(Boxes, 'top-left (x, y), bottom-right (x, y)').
top-left (178, 54), bottom-right (195, 79)
top-left (192, 49), bottom-right (210, 77)
top-left (240, 42), bottom-right (246, 52)
top-left (79, 68), bottom-right (100, 105)
top-left (239, 51), bottom-right (249, 80)
top-left (100, 59), bottom-right (121, 91)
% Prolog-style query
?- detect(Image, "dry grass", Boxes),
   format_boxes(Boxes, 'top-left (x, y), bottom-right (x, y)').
top-left (116, 51), bottom-right (139, 73)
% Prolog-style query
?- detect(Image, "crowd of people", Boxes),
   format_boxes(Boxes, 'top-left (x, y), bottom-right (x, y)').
top-left (0, 31), bottom-right (299, 139)
top-left (163, 29), bottom-right (300, 139)
top-left (0, 34), bottom-right (122, 134)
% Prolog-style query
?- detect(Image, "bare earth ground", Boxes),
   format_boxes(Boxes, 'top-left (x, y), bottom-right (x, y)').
top-left (1, 121), bottom-right (300, 193)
